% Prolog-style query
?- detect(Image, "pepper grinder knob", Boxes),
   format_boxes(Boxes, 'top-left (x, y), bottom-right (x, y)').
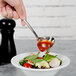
top-left (0, 18), bottom-right (16, 30)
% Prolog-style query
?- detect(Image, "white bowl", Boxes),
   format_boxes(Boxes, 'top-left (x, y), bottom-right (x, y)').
top-left (11, 52), bottom-right (70, 76)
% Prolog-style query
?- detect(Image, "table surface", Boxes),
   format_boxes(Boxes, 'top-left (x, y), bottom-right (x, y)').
top-left (0, 40), bottom-right (76, 76)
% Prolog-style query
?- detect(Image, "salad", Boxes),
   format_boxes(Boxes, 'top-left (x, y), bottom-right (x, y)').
top-left (19, 52), bottom-right (62, 69)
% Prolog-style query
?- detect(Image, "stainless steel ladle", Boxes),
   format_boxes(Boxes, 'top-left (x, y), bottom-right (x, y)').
top-left (24, 20), bottom-right (55, 43)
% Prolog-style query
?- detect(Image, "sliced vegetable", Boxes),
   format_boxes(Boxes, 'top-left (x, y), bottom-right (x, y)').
top-left (35, 60), bottom-right (50, 68)
top-left (49, 58), bottom-right (60, 67)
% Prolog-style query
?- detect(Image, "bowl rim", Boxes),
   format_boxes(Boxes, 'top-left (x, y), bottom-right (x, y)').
top-left (11, 52), bottom-right (70, 71)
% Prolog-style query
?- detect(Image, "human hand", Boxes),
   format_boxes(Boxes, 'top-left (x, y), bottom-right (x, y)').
top-left (0, 0), bottom-right (26, 25)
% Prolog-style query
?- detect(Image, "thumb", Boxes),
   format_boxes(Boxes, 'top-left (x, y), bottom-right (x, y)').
top-left (0, 0), bottom-right (6, 7)
top-left (14, 0), bottom-right (26, 20)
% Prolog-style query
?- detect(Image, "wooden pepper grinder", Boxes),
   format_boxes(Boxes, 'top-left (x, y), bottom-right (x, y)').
top-left (0, 18), bottom-right (16, 65)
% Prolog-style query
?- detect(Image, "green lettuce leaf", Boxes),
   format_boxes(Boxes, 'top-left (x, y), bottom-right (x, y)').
top-left (31, 59), bottom-right (43, 64)
top-left (19, 59), bottom-right (27, 66)
top-left (44, 54), bottom-right (57, 61)
top-left (24, 52), bottom-right (39, 60)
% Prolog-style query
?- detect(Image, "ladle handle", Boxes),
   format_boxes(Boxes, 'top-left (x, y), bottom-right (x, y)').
top-left (24, 20), bottom-right (38, 39)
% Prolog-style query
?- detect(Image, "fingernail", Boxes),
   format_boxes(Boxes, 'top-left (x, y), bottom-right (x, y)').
top-left (21, 16), bottom-right (25, 20)
top-left (13, 11), bottom-right (16, 16)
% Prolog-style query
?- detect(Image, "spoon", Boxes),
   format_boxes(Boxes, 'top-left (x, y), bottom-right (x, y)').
top-left (24, 20), bottom-right (55, 42)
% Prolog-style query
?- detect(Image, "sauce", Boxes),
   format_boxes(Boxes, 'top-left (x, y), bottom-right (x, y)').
top-left (37, 40), bottom-right (54, 52)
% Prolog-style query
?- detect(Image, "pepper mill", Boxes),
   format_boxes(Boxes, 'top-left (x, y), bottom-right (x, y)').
top-left (0, 18), bottom-right (16, 65)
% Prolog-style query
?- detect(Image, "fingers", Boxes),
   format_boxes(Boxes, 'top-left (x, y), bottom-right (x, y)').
top-left (14, 0), bottom-right (26, 26)
top-left (2, 0), bottom-right (26, 26)
top-left (20, 0), bottom-right (27, 26)
top-left (0, 6), bottom-right (25, 26)
top-left (21, 1), bottom-right (26, 26)
top-left (0, 0), bottom-right (6, 8)
top-left (14, 0), bottom-right (26, 20)
top-left (6, 5), bottom-right (13, 18)
top-left (21, 20), bottom-right (26, 26)
top-left (5, 5), bottom-right (20, 19)
top-left (6, 4), bottom-right (25, 26)
top-left (21, 0), bottom-right (27, 19)
top-left (1, 7), bottom-right (7, 17)
top-left (1, 5), bottom-right (13, 18)
top-left (1, 5), bottom-right (19, 19)
top-left (13, 11), bottom-right (19, 19)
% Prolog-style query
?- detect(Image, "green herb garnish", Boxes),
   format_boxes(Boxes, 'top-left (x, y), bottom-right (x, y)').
top-left (44, 54), bottom-right (57, 61)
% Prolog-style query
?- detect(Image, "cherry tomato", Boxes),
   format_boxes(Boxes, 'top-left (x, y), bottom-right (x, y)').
top-left (23, 63), bottom-right (32, 68)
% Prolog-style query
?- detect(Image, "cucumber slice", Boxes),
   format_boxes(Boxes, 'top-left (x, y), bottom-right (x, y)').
top-left (35, 60), bottom-right (50, 68)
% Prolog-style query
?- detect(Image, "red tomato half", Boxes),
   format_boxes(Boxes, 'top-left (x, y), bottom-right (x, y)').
top-left (23, 63), bottom-right (32, 68)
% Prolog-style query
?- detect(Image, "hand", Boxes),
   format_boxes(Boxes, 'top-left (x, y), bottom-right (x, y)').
top-left (0, 0), bottom-right (26, 25)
